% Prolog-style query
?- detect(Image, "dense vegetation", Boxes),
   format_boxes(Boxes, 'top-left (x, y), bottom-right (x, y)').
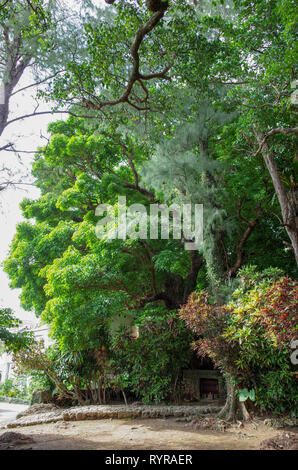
top-left (1, 0), bottom-right (297, 419)
top-left (0, 307), bottom-right (31, 352)
top-left (180, 267), bottom-right (298, 418)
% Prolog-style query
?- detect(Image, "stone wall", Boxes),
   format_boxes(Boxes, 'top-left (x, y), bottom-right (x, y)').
top-left (5, 404), bottom-right (222, 428)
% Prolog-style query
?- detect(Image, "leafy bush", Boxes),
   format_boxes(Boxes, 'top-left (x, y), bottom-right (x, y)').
top-left (13, 338), bottom-right (113, 405)
top-left (256, 368), bottom-right (297, 415)
top-left (224, 273), bottom-right (297, 415)
top-left (0, 378), bottom-right (30, 400)
top-left (112, 307), bottom-right (194, 404)
top-left (180, 267), bottom-right (298, 416)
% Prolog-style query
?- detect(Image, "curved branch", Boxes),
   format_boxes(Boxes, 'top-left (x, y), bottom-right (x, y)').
top-left (84, 9), bottom-right (170, 111)
top-left (255, 127), bottom-right (298, 156)
top-left (228, 200), bottom-right (263, 277)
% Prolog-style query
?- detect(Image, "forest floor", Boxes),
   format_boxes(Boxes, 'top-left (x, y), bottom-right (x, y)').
top-left (1, 417), bottom-right (297, 450)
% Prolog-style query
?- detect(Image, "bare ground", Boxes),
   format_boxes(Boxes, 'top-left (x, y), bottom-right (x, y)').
top-left (1, 417), bottom-right (297, 450)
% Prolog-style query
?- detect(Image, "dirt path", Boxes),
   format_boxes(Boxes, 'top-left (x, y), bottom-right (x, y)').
top-left (2, 417), bottom-right (295, 450)
top-left (0, 403), bottom-right (28, 427)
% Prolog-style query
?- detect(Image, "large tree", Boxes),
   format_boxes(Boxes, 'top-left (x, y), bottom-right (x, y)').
top-left (3, 0), bottom-right (297, 410)
top-left (4, 117), bottom-right (204, 348)
top-left (5, 110), bottom-right (296, 348)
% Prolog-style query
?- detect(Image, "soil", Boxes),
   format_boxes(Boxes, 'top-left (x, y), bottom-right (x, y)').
top-left (1, 417), bottom-right (297, 450)
top-left (259, 432), bottom-right (298, 450)
top-left (0, 431), bottom-right (35, 449)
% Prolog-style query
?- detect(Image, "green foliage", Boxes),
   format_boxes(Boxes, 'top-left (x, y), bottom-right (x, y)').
top-left (237, 388), bottom-right (255, 403)
top-left (0, 378), bottom-right (30, 400)
top-left (2, 0), bottom-right (298, 411)
top-left (0, 307), bottom-right (32, 352)
top-left (112, 307), bottom-right (194, 404)
top-left (180, 268), bottom-right (298, 414)
top-left (4, 116), bottom-right (201, 351)
top-left (28, 371), bottom-right (53, 395)
top-left (256, 369), bottom-right (297, 415)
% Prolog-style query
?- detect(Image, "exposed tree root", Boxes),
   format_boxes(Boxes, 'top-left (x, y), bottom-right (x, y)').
top-left (217, 375), bottom-right (252, 423)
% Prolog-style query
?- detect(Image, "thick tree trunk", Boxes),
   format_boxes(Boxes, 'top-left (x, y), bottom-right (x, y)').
top-left (183, 251), bottom-right (204, 303)
top-left (161, 252), bottom-right (203, 308)
top-left (225, 377), bottom-right (237, 422)
top-left (218, 375), bottom-right (234, 419)
top-left (255, 130), bottom-right (298, 264)
top-left (218, 375), bottom-right (251, 422)
top-left (0, 57), bottom-right (30, 137)
top-left (0, 83), bottom-right (12, 137)
top-left (239, 401), bottom-right (251, 421)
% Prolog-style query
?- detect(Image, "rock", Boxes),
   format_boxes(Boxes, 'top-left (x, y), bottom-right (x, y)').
top-left (1, 432), bottom-right (26, 442)
top-left (31, 390), bottom-right (52, 405)
top-left (16, 403), bottom-right (59, 419)
top-left (0, 431), bottom-right (35, 448)
top-left (55, 421), bottom-right (73, 429)
top-left (117, 411), bottom-right (133, 419)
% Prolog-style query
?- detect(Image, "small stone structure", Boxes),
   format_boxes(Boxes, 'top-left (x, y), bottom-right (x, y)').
top-left (31, 390), bottom-right (52, 405)
top-left (181, 369), bottom-right (225, 402)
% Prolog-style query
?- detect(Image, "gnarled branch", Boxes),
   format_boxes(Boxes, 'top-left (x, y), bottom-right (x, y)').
top-left (84, 8), bottom-right (171, 111)
top-left (255, 127), bottom-right (298, 156)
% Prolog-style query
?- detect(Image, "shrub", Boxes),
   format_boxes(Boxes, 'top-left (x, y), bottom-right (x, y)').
top-left (112, 307), bottom-right (193, 404)
top-left (224, 272), bottom-right (297, 415)
top-left (179, 267), bottom-right (298, 417)
top-left (0, 378), bottom-right (30, 400)
top-left (13, 339), bottom-right (113, 405)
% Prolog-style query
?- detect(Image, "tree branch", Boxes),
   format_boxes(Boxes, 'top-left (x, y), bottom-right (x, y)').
top-left (83, 8), bottom-right (170, 111)
top-left (10, 70), bottom-right (66, 97)
top-left (4, 109), bottom-right (96, 129)
top-left (255, 127), bottom-right (298, 156)
top-left (228, 200), bottom-right (262, 277)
